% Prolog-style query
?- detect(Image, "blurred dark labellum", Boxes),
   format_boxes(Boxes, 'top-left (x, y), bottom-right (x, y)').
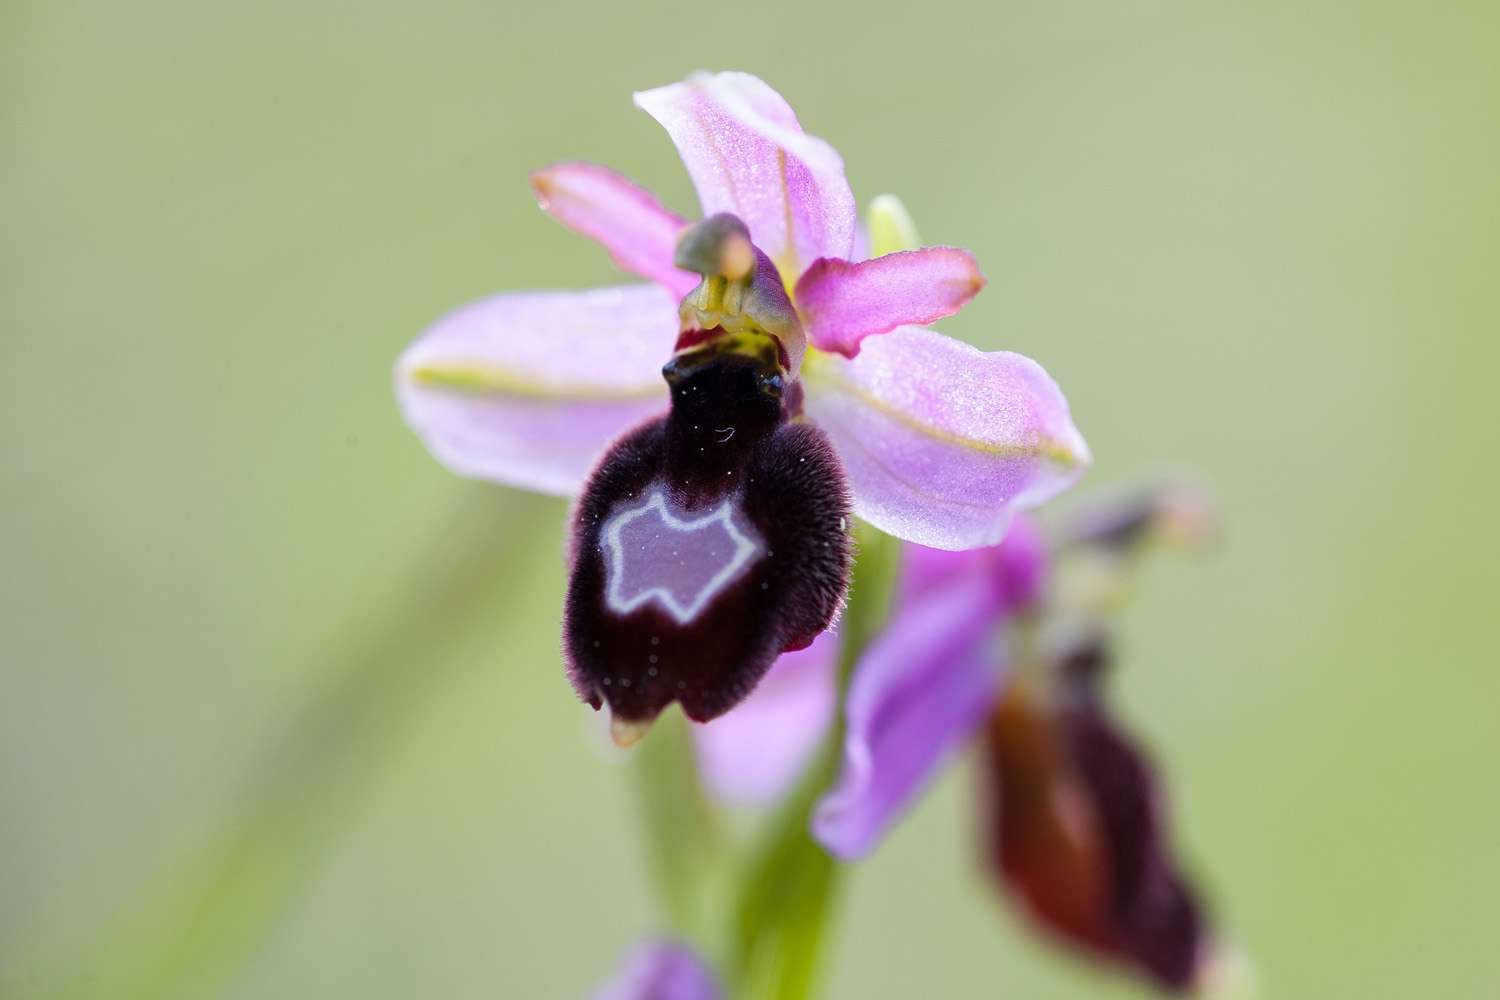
top-left (984, 641), bottom-right (1213, 992)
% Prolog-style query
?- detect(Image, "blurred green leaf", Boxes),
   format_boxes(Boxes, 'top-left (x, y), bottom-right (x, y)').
top-left (7, 489), bottom-right (552, 1000)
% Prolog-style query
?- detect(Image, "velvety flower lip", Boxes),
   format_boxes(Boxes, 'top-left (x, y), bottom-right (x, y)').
top-left (984, 641), bottom-right (1213, 993)
top-left (588, 940), bottom-right (722, 1000)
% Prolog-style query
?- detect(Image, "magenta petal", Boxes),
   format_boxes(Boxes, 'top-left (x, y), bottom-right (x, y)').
top-left (589, 940), bottom-right (722, 1000)
top-left (634, 72), bottom-right (856, 280)
top-left (802, 326), bottom-right (1091, 550)
top-left (794, 248), bottom-right (986, 357)
top-left (692, 631), bottom-right (839, 805)
top-left (812, 575), bottom-right (1005, 860)
top-left (395, 284), bottom-right (676, 496)
top-left (531, 162), bottom-right (700, 298)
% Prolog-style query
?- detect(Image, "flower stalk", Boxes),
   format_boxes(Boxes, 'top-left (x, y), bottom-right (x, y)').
top-left (731, 523), bottom-right (899, 1000)
top-left (629, 522), bottom-right (900, 1000)
top-left (631, 707), bottom-right (727, 950)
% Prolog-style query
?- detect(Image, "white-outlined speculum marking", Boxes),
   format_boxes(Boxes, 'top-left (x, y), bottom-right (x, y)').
top-left (601, 490), bottom-right (760, 624)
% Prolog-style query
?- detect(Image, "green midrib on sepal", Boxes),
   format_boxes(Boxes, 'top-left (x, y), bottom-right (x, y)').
top-left (406, 362), bottom-right (665, 401)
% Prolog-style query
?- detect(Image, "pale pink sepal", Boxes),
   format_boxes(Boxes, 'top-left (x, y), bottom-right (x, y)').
top-left (633, 71), bottom-right (856, 280)
top-left (395, 284), bottom-right (676, 496)
top-left (800, 325), bottom-right (1091, 550)
top-left (691, 632), bottom-right (839, 805)
top-left (588, 940), bottom-right (722, 1000)
top-left (794, 248), bottom-right (986, 357)
top-left (530, 162), bottom-right (700, 298)
top-left (811, 572), bottom-right (1004, 860)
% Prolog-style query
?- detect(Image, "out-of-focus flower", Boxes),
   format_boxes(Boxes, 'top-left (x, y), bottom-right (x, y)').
top-left (795, 477), bottom-right (1228, 993)
top-left (395, 71), bottom-right (1089, 739)
top-left (588, 940), bottom-right (721, 1000)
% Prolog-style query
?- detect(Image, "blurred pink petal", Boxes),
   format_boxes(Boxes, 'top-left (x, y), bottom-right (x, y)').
top-left (794, 248), bottom-right (986, 357)
top-left (634, 71), bottom-right (856, 279)
top-left (899, 513), bottom-right (1048, 608)
top-left (812, 572), bottom-right (1005, 860)
top-left (395, 284), bottom-right (675, 495)
top-left (530, 162), bottom-right (700, 298)
top-left (801, 325), bottom-right (1091, 550)
top-left (692, 631), bottom-right (839, 805)
top-left (813, 519), bottom-right (1047, 859)
top-left (589, 940), bottom-right (721, 1000)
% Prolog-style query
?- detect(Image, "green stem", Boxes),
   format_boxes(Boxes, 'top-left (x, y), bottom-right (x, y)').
top-left (632, 707), bottom-right (725, 950)
top-left (729, 522), bottom-right (899, 1000)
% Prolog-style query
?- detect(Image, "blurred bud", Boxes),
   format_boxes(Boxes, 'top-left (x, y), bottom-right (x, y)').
top-left (1051, 472), bottom-right (1220, 617)
top-left (1061, 472), bottom-right (1221, 554)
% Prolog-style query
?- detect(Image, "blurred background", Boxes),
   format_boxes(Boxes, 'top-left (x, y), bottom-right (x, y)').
top-left (4, 1), bottom-right (1498, 997)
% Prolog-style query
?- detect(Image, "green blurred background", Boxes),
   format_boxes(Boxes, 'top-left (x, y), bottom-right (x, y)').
top-left (4, 1), bottom-right (1498, 997)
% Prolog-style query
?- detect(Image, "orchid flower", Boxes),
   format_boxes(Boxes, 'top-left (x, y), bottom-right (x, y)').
top-left (695, 478), bottom-right (1232, 993)
top-left (395, 71), bottom-right (1089, 740)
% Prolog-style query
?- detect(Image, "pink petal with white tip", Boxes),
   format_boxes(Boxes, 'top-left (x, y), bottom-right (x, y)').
top-left (395, 284), bottom-right (676, 496)
top-left (801, 325), bottom-right (1091, 550)
top-left (634, 71), bottom-right (856, 279)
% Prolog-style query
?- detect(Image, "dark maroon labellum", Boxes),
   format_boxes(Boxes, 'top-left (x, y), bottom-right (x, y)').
top-left (564, 340), bottom-right (852, 732)
top-left (984, 642), bottom-right (1210, 992)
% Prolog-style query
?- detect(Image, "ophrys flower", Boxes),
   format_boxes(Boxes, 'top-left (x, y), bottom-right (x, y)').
top-left (395, 72), bottom-right (1090, 739)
